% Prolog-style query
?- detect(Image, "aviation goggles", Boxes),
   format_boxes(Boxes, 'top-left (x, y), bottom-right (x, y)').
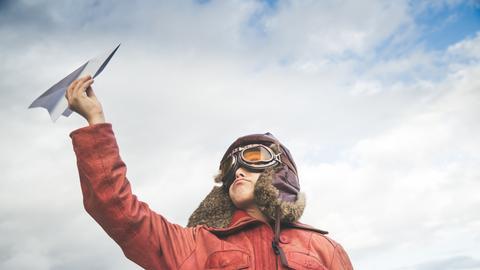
top-left (220, 144), bottom-right (282, 187)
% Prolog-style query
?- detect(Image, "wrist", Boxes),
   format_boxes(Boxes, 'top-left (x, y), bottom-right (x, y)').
top-left (87, 113), bottom-right (106, 126)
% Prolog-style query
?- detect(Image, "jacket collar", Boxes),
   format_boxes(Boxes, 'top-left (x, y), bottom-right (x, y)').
top-left (206, 209), bottom-right (328, 236)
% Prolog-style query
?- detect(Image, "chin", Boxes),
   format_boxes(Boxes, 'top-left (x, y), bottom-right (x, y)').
top-left (231, 194), bottom-right (254, 209)
top-left (230, 183), bottom-right (255, 203)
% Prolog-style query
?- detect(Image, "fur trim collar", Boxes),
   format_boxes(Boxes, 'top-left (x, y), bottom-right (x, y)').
top-left (187, 168), bottom-right (305, 228)
top-left (187, 185), bottom-right (235, 228)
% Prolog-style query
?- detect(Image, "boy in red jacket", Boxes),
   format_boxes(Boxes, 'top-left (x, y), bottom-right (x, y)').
top-left (67, 76), bottom-right (354, 269)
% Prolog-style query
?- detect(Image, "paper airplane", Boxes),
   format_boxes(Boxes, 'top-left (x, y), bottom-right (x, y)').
top-left (29, 44), bottom-right (121, 122)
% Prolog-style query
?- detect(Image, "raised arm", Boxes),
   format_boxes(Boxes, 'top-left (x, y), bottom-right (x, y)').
top-left (67, 77), bottom-right (197, 269)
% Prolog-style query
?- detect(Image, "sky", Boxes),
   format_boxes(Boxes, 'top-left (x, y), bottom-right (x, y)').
top-left (0, 0), bottom-right (479, 269)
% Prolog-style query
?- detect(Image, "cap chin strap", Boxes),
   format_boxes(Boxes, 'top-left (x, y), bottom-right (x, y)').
top-left (272, 207), bottom-right (291, 269)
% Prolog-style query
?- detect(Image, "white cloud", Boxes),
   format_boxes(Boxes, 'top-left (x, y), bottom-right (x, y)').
top-left (259, 0), bottom-right (412, 58)
top-left (300, 50), bottom-right (480, 268)
top-left (448, 32), bottom-right (480, 60)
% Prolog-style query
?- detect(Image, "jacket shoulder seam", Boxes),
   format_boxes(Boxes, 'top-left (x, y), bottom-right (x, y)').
top-left (312, 233), bottom-right (337, 248)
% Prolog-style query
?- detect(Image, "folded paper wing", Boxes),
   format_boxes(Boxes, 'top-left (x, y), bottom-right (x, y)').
top-left (29, 44), bottom-right (120, 122)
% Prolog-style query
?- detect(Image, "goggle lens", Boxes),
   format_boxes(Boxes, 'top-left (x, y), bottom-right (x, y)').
top-left (242, 146), bottom-right (273, 163)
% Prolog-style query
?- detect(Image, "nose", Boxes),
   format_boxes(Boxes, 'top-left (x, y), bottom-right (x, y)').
top-left (235, 167), bottom-right (247, 179)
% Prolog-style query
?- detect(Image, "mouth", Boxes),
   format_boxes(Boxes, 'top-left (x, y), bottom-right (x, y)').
top-left (232, 178), bottom-right (250, 185)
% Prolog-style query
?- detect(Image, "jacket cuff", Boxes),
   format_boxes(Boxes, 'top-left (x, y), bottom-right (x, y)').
top-left (69, 123), bottom-right (118, 159)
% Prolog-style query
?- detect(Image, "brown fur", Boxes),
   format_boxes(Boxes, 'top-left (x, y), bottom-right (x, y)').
top-left (187, 186), bottom-right (236, 228)
top-left (187, 167), bottom-right (306, 228)
top-left (254, 167), bottom-right (305, 223)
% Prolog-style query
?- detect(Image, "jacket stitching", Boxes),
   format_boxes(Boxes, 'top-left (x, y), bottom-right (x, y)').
top-left (337, 245), bottom-right (348, 269)
top-left (328, 242), bottom-right (338, 269)
top-left (91, 127), bottom-right (138, 242)
top-left (89, 127), bottom-right (165, 268)
top-left (177, 245), bottom-right (197, 269)
top-left (307, 231), bottom-right (313, 256)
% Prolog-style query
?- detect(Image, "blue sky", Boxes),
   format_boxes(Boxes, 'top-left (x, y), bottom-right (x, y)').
top-left (415, 1), bottom-right (480, 50)
top-left (0, 1), bottom-right (479, 269)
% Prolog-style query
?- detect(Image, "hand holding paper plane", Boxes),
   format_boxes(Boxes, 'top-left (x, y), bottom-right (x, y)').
top-left (29, 44), bottom-right (120, 122)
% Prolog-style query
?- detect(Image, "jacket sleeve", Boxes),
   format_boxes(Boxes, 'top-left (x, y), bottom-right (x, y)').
top-left (70, 123), bottom-right (197, 269)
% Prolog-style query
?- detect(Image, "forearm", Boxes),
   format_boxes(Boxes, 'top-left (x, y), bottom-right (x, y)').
top-left (71, 123), bottom-right (135, 240)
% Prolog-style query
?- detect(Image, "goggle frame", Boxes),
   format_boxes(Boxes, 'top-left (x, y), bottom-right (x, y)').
top-left (220, 144), bottom-right (283, 187)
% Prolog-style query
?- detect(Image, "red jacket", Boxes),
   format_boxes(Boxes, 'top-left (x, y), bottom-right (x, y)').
top-left (70, 123), bottom-right (354, 270)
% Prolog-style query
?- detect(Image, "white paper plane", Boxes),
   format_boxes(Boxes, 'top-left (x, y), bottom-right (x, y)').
top-left (29, 44), bottom-right (121, 122)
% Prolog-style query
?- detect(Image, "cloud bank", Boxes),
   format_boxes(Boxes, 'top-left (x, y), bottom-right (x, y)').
top-left (0, 0), bottom-right (479, 269)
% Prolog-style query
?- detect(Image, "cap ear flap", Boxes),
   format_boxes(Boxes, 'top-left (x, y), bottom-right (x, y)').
top-left (254, 167), bottom-right (306, 223)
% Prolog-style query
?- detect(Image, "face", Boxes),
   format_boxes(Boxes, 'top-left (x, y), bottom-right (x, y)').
top-left (229, 166), bottom-right (261, 209)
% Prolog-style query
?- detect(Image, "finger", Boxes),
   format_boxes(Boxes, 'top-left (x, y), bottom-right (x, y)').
top-left (79, 75), bottom-right (92, 82)
top-left (85, 87), bottom-right (96, 98)
top-left (73, 78), bottom-right (94, 98)
top-left (78, 79), bottom-right (94, 96)
top-left (66, 79), bottom-right (81, 100)
top-left (72, 76), bottom-right (91, 90)
top-left (69, 78), bottom-right (86, 98)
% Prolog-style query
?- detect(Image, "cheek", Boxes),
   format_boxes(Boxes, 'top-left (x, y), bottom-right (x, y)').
top-left (251, 172), bottom-right (261, 183)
